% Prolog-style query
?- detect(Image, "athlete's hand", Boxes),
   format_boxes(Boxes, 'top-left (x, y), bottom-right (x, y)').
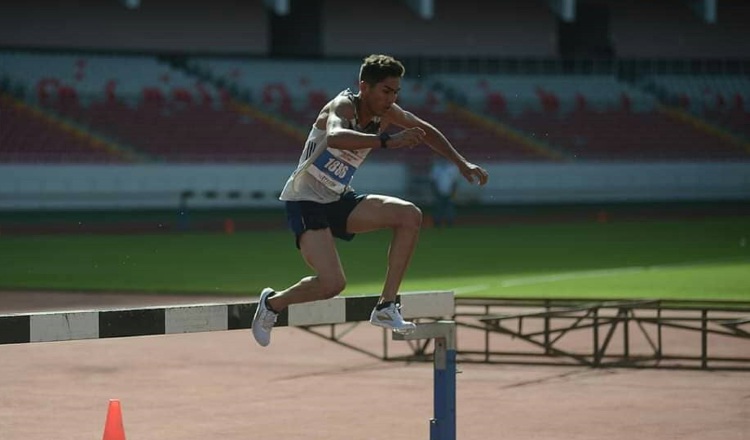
top-left (389, 127), bottom-right (426, 149)
top-left (459, 161), bottom-right (489, 186)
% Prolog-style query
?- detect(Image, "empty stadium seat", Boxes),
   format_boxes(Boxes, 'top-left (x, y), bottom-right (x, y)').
top-left (188, 58), bottom-right (445, 126)
top-left (0, 52), bottom-right (305, 162)
top-left (0, 52), bottom-right (225, 106)
top-left (3, 52), bottom-right (747, 164)
top-left (643, 74), bottom-right (750, 137)
top-left (432, 74), bottom-right (657, 115)
top-left (0, 96), bottom-right (126, 163)
top-left (431, 73), bottom-right (746, 161)
top-left (509, 108), bottom-right (748, 161)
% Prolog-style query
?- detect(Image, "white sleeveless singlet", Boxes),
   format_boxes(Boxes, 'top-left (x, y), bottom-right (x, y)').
top-left (279, 89), bottom-right (381, 203)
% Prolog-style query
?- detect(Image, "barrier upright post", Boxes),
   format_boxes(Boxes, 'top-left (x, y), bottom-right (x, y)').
top-left (393, 320), bottom-right (456, 440)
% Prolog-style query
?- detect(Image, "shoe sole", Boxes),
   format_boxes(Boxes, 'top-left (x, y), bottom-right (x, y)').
top-left (369, 320), bottom-right (417, 334)
top-left (392, 327), bottom-right (416, 335)
top-left (252, 288), bottom-right (274, 347)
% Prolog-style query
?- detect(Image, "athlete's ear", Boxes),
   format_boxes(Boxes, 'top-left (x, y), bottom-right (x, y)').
top-left (358, 80), bottom-right (368, 94)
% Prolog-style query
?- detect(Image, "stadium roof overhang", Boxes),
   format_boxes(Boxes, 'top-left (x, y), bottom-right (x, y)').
top-left (118, 0), bottom-right (717, 25)
top-left (260, 0), bottom-right (435, 19)
top-left (545, 0), bottom-right (717, 24)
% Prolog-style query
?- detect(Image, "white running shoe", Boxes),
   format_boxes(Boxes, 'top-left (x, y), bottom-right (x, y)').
top-left (369, 303), bottom-right (417, 334)
top-left (251, 288), bottom-right (278, 347)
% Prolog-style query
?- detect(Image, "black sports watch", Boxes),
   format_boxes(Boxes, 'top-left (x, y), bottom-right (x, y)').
top-left (379, 132), bottom-right (391, 149)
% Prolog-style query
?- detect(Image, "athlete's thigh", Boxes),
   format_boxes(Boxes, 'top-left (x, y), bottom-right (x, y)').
top-left (298, 228), bottom-right (345, 278)
top-left (346, 194), bottom-right (417, 234)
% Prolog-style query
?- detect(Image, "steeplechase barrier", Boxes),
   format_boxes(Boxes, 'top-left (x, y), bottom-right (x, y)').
top-left (0, 290), bottom-right (457, 440)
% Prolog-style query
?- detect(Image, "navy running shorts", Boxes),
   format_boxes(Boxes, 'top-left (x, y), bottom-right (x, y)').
top-left (285, 191), bottom-right (368, 249)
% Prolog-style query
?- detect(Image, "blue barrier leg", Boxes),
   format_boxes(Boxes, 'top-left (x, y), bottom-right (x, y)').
top-left (392, 321), bottom-right (457, 440)
top-left (433, 337), bottom-right (456, 440)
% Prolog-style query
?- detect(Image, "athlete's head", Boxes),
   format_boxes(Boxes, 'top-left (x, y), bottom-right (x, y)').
top-left (359, 54), bottom-right (404, 116)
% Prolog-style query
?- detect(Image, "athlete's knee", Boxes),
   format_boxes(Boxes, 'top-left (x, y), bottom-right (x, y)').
top-left (398, 203), bottom-right (422, 230)
top-left (317, 273), bottom-right (346, 299)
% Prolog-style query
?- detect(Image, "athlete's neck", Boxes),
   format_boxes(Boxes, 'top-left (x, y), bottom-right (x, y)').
top-left (354, 93), bottom-right (375, 128)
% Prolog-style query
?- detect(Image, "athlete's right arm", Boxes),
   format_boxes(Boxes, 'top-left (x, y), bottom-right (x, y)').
top-left (325, 97), bottom-right (381, 151)
top-left (326, 97), bottom-right (424, 150)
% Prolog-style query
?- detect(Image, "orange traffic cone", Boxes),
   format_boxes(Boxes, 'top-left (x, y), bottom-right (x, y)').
top-left (102, 399), bottom-right (126, 440)
top-left (224, 218), bottom-right (235, 235)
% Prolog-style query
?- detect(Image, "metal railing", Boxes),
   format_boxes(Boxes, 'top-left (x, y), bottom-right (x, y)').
top-left (453, 297), bottom-right (750, 370)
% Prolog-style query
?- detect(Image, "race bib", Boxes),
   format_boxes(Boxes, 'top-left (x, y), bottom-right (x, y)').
top-left (306, 148), bottom-right (369, 193)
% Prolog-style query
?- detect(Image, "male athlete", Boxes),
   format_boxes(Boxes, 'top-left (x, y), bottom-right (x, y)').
top-left (252, 54), bottom-right (489, 347)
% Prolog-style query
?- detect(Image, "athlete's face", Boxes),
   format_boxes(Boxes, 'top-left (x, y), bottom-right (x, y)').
top-left (361, 76), bottom-right (401, 116)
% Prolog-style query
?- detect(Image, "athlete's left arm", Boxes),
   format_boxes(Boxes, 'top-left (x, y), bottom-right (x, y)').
top-left (386, 104), bottom-right (489, 186)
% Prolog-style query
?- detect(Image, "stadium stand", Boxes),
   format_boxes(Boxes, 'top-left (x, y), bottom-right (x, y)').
top-left (188, 58), bottom-right (558, 163)
top-left (0, 52), bottom-right (305, 162)
top-left (2, 52), bottom-right (747, 164)
top-left (433, 74), bottom-right (657, 115)
top-left (187, 58), bottom-right (361, 128)
top-left (0, 94), bottom-right (126, 163)
top-left (0, 52), bottom-right (222, 101)
top-left (187, 58), bottom-right (449, 124)
top-left (433, 74), bottom-right (749, 161)
top-left (509, 109), bottom-right (748, 161)
top-left (643, 75), bottom-right (750, 138)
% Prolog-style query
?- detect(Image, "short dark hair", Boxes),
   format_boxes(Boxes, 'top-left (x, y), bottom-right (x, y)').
top-left (359, 54), bottom-right (405, 86)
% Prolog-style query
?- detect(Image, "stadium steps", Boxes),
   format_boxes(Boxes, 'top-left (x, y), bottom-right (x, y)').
top-left (656, 104), bottom-right (750, 155)
top-left (173, 58), bottom-right (308, 150)
top-left (631, 74), bottom-right (750, 149)
top-left (447, 103), bottom-right (571, 162)
top-left (226, 100), bottom-right (307, 144)
top-left (0, 92), bottom-right (146, 163)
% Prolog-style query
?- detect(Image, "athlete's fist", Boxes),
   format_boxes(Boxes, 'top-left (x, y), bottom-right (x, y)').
top-left (459, 161), bottom-right (490, 186)
top-left (389, 127), bottom-right (426, 149)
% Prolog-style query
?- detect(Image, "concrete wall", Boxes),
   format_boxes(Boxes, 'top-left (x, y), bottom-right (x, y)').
top-left (323, 0), bottom-right (557, 57)
top-left (458, 162), bottom-right (750, 204)
top-left (0, 0), bottom-right (268, 54)
top-left (2, 0), bottom-right (748, 58)
top-left (0, 163), bottom-right (409, 210)
top-left (1, 162), bottom-right (748, 211)
top-left (0, 0), bottom-right (556, 57)
top-left (608, 0), bottom-right (750, 58)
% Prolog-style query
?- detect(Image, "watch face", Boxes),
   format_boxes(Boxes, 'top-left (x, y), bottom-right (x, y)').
top-left (380, 132), bottom-right (389, 148)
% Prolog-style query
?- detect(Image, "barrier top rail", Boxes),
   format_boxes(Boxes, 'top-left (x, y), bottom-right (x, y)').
top-left (0, 291), bottom-right (455, 345)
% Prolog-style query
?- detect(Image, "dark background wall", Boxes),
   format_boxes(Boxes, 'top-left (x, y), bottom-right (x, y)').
top-left (1, 0), bottom-right (747, 58)
top-left (0, 0), bottom-right (269, 54)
